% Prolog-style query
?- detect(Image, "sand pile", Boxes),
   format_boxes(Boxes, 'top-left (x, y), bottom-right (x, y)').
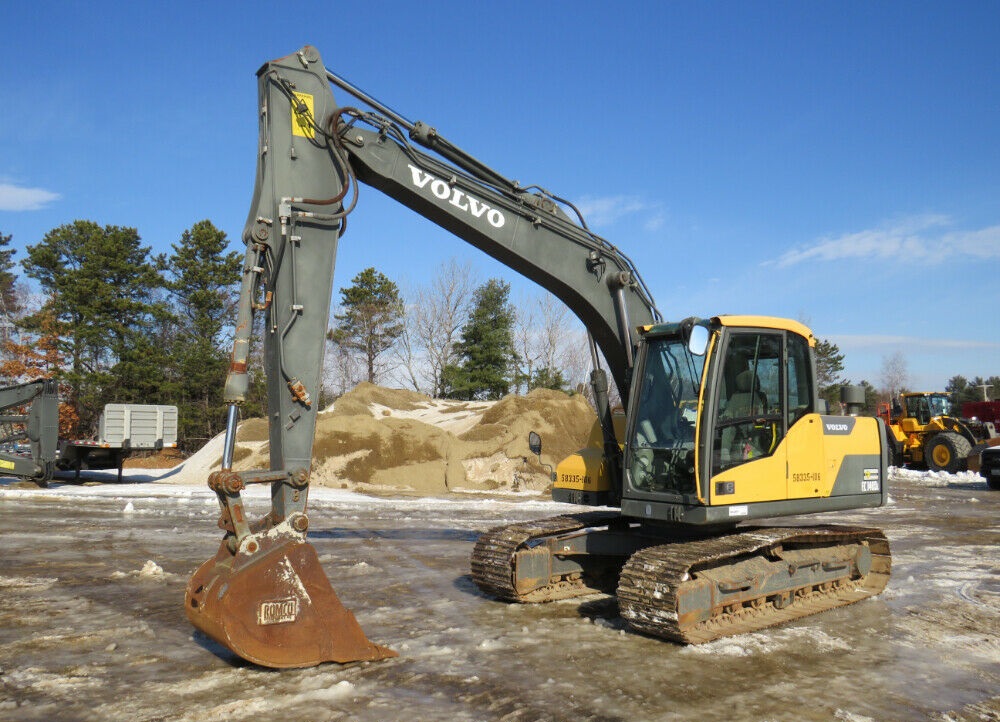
top-left (170, 383), bottom-right (597, 496)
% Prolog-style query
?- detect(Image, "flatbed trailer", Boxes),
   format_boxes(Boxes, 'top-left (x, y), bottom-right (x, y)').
top-left (59, 404), bottom-right (179, 482)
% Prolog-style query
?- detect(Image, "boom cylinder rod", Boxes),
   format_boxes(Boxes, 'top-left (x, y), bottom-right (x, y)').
top-left (221, 404), bottom-right (239, 471)
top-left (325, 71), bottom-right (516, 193)
top-left (588, 332), bottom-right (602, 374)
top-left (325, 70), bottom-right (416, 132)
top-left (613, 282), bottom-right (635, 369)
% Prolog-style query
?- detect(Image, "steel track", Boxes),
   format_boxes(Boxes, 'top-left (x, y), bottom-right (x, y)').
top-left (471, 515), bottom-right (891, 644)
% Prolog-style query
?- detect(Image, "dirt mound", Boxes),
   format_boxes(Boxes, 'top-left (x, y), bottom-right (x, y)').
top-left (474, 389), bottom-right (596, 467)
top-left (328, 382), bottom-right (430, 416)
top-left (171, 384), bottom-right (597, 496)
top-left (122, 448), bottom-right (186, 469)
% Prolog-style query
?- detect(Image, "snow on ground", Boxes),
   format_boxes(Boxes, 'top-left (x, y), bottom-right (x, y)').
top-left (889, 465), bottom-right (989, 488)
top-left (366, 398), bottom-right (494, 435)
top-left (0, 464), bottom-right (998, 721)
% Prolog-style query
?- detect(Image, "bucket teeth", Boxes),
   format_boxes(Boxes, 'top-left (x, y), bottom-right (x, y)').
top-left (186, 522), bottom-right (396, 668)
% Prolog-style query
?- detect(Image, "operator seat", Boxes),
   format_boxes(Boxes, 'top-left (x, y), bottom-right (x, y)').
top-left (720, 370), bottom-right (768, 463)
top-left (727, 371), bottom-right (767, 418)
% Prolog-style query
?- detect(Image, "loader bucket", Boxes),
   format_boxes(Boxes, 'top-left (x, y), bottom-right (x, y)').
top-left (185, 529), bottom-right (396, 668)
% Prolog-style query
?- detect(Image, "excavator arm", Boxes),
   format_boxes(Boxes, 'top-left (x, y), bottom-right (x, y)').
top-left (186, 46), bottom-right (658, 668)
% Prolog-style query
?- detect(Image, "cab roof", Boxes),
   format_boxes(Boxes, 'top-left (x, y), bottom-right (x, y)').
top-left (638, 315), bottom-right (815, 346)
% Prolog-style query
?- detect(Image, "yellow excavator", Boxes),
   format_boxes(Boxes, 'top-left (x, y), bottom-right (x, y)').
top-left (185, 46), bottom-right (892, 668)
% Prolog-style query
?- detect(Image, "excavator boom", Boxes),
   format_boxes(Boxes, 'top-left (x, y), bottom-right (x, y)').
top-left (186, 46), bottom-right (659, 668)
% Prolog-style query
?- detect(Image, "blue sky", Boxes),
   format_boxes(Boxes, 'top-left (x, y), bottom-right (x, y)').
top-left (1, 1), bottom-right (997, 391)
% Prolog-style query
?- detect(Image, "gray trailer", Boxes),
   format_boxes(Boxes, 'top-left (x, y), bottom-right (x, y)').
top-left (60, 403), bottom-right (179, 482)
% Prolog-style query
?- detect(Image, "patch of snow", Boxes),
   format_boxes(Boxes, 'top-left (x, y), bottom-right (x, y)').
top-left (139, 560), bottom-right (164, 578)
top-left (0, 575), bottom-right (58, 590)
top-left (890, 467), bottom-right (986, 488)
top-left (681, 627), bottom-right (850, 657)
top-left (368, 399), bottom-right (494, 435)
top-left (450, 486), bottom-right (548, 498)
top-left (834, 710), bottom-right (875, 722)
top-left (110, 560), bottom-right (171, 581)
top-left (292, 679), bottom-right (357, 703)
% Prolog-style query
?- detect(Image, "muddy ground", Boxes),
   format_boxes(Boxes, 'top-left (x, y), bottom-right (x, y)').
top-left (0, 471), bottom-right (998, 722)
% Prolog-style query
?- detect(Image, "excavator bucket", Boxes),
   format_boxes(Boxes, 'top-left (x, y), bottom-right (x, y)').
top-left (185, 528), bottom-right (396, 668)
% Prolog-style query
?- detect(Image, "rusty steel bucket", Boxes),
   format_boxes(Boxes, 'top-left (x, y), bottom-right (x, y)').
top-left (185, 523), bottom-right (396, 668)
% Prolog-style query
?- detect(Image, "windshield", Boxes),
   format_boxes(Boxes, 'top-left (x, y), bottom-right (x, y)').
top-left (906, 393), bottom-right (952, 420)
top-left (628, 336), bottom-right (705, 496)
top-left (927, 394), bottom-right (951, 417)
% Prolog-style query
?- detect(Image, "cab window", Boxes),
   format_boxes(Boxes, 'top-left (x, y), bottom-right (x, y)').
top-left (628, 336), bottom-right (704, 495)
top-left (786, 332), bottom-right (813, 425)
top-left (711, 332), bottom-right (784, 474)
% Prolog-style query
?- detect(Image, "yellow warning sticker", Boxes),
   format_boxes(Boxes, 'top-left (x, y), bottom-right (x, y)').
top-left (292, 91), bottom-right (315, 139)
top-left (0, 459), bottom-right (15, 470)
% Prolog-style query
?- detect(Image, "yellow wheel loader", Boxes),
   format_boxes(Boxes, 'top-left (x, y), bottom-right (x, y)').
top-left (878, 392), bottom-right (996, 473)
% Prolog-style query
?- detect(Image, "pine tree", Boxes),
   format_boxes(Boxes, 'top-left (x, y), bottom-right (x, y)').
top-left (21, 220), bottom-right (168, 432)
top-left (815, 338), bottom-right (846, 410)
top-left (328, 267), bottom-right (405, 384)
top-left (443, 278), bottom-right (518, 400)
top-left (165, 220), bottom-right (242, 450)
top-left (529, 366), bottom-right (566, 392)
top-left (856, 379), bottom-right (880, 416)
top-left (0, 231), bottom-right (20, 317)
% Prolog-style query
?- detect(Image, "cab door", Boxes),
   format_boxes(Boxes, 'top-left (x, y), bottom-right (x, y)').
top-left (706, 330), bottom-right (787, 505)
top-left (782, 331), bottom-right (826, 498)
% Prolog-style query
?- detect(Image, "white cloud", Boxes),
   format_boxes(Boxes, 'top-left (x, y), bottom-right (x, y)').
top-left (766, 215), bottom-right (1000, 267)
top-left (0, 182), bottom-right (61, 211)
top-left (643, 211), bottom-right (666, 232)
top-left (574, 194), bottom-right (662, 229)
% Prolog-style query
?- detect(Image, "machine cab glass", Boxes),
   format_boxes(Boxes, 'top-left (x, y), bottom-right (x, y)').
top-left (708, 329), bottom-right (813, 476)
top-left (627, 333), bottom-right (705, 496)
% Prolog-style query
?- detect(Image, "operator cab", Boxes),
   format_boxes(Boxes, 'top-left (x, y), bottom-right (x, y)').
top-left (616, 316), bottom-right (884, 526)
top-left (903, 393), bottom-right (951, 424)
top-left (625, 317), bottom-right (814, 506)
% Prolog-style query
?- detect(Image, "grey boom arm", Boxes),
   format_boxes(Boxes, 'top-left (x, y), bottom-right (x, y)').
top-left (0, 378), bottom-right (59, 483)
top-left (217, 46), bottom-right (659, 522)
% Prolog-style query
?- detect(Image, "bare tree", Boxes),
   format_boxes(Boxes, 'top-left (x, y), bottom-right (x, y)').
top-left (559, 327), bottom-right (592, 391)
top-left (559, 329), bottom-right (624, 411)
top-left (513, 294), bottom-right (538, 394)
top-left (393, 314), bottom-right (422, 392)
top-left (323, 337), bottom-right (364, 399)
top-left (879, 350), bottom-right (910, 402)
top-left (399, 258), bottom-right (478, 396)
top-left (512, 289), bottom-right (607, 395)
top-left (537, 293), bottom-right (572, 373)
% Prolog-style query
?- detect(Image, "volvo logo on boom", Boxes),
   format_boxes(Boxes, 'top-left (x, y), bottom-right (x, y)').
top-left (407, 164), bottom-right (506, 229)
